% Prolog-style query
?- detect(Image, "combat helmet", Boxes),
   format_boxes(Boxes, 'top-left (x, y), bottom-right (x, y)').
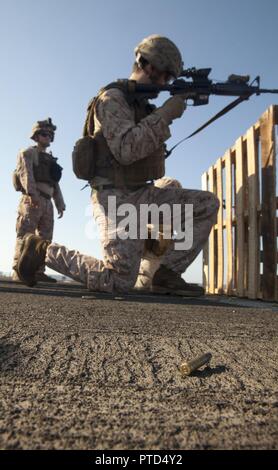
top-left (30, 118), bottom-right (57, 142)
top-left (135, 34), bottom-right (183, 78)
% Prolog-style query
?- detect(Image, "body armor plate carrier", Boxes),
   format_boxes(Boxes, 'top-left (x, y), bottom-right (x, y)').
top-left (73, 80), bottom-right (166, 186)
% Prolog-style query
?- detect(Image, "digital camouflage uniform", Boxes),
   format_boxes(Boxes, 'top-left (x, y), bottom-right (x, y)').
top-left (13, 146), bottom-right (65, 273)
top-left (45, 88), bottom-right (219, 292)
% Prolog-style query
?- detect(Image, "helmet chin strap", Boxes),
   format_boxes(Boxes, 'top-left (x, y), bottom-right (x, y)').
top-left (147, 67), bottom-right (165, 86)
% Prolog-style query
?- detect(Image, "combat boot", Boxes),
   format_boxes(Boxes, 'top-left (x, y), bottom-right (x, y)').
top-left (17, 234), bottom-right (50, 287)
top-left (35, 273), bottom-right (57, 283)
top-left (152, 265), bottom-right (205, 297)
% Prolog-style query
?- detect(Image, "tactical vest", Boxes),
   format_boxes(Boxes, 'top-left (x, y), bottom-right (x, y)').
top-left (84, 80), bottom-right (166, 186)
top-left (33, 152), bottom-right (63, 186)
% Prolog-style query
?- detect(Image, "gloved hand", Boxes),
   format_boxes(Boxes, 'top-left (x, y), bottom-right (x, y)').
top-left (28, 194), bottom-right (40, 208)
top-left (155, 95), bottom-right (187, 125)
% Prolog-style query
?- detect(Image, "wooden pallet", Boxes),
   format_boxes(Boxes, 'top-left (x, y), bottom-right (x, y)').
top-left (202, 105), bottom-right (278, 301)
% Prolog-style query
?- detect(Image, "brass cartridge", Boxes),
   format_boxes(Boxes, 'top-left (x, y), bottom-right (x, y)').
top-left (180, 352), bottom-right (212, 376)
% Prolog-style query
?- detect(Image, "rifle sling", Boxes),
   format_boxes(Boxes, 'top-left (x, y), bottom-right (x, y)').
top-left (166, 94), bottom-right (251, 158)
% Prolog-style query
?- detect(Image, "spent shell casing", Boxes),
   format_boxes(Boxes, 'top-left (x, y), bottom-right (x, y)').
top-left (180, 352), bottom-right (212, 376)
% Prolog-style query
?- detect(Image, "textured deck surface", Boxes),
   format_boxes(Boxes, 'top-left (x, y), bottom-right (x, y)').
top-left (0, 279), bottom-right (277, 450)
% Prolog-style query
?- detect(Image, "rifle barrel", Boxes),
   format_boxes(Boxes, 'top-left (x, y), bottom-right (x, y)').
top-left (259, 88), bottom-right (278, 93)
top-left (134, 83), bottom-right (278, 97)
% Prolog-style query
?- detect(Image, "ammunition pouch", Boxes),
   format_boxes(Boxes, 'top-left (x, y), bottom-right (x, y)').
top-left (72, 136), bottom-right (96, 180)
top-left (50, 160), bottom-right (63, 182)
top-left (34, 152), bottom-right (63, 186)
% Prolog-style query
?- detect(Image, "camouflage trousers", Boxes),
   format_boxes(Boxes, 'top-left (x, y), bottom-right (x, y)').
top-left (13, 194), bottom-right (54, 272)
top-left (46, 180), bottom-right (219, 293)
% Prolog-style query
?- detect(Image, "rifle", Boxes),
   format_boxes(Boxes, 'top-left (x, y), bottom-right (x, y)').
top-left (134, 68), bottom-right (278, 154)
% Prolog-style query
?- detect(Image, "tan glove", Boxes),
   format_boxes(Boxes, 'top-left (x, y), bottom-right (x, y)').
top-left (155, 95), bottom-right (187, 125)
top-left (28, 194), bottom-right (40, 208)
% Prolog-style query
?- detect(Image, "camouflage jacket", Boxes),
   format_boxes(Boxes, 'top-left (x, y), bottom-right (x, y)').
top-left (94, 88), bottom-right (171, 165)
top-left (16, 146), bottom-right (66, 212)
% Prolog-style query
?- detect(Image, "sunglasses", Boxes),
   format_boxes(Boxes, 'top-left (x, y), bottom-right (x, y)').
top-left (39, 132), bottom-right (53, 138)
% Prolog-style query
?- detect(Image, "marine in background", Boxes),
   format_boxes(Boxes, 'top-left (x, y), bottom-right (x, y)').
top-left (12, 118), bottom-right (66, 283)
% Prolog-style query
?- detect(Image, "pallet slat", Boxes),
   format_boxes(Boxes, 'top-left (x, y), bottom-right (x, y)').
top-left (247, 126), bottom-right (260, 299)
top-left (260, 106), bottom-right (277, 300)
top-left (202, 172), bottom-right (209, 293)
top-left (235, 137), bottom-right (245, 297)
top-left (216, 158), bottom-right (224, 294)
top-left (208, 167), bottom-right (216, 294)
top-left (225, 151), bottom-right (233, 295)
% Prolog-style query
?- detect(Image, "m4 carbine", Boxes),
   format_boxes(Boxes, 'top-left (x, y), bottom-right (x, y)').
top-left (134, 68), bottom-right (278, 151)
top-left (135, 68), bottom-right (278, 105)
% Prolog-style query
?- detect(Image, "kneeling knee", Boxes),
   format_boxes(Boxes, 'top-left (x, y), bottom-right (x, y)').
top-left (155, 177), bottom-right (182, 190)
top-left (212, 193), bottom-right (220, 211)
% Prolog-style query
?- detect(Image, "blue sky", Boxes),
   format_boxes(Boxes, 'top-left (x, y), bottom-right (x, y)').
top-left (0, 0), bottom-right (277, 282)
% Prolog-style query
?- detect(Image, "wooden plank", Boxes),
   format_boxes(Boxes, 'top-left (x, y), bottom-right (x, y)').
top-left (260, 106), bottom-right (277, 300)
top-left (235, 137), bottom-right (245, 297)
top-left (225, 151), bottom-right (233, 295)
top-left (274, 104), bottom-right (278, 124)
top-left (247, 126), bottom-right (260, 299)
top-left (202, 172), bottom-right (209, 293)
top-left (208, 166), bottom-right (216, 294)
top-left (216, 158), bottom-right (224, 294)
top-left (227, 122), bottom-right (260, 155)
top-left (232, 152), bottom-right (237, 292)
